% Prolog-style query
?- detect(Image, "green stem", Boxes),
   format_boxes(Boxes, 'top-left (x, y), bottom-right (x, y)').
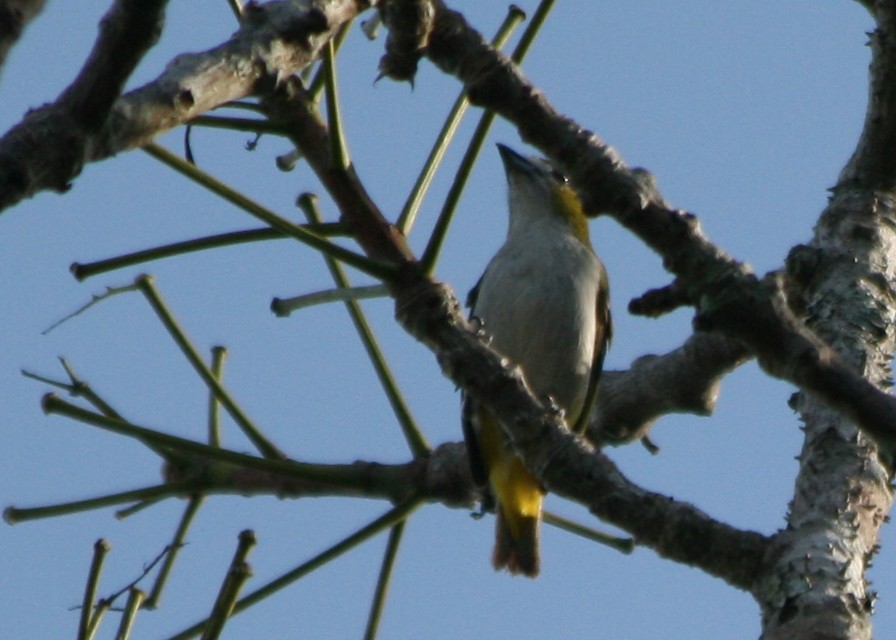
top-left (202, 531), bottom-right (256, 639)
top-left (418, 0), bottom-right (556, 275)
top-left (510, 0), bottom-right (557, 63)
top-left (85, 600), bottom-right (111, 640)
top-left (4, 481), bottom-right (196, 524)
top-left (71, 225), bottom-right (344, 282)
top-left (208, 346), bottom-right (228, 448)
top-left (396, 5), bottom-right (526, 234)
top-left (323, 39), bottom-right (350, 170)
top-left (145, 496), bottom-right (205, 609)
top-left (115, 498), bottom-right (163, 519)
top-left (308, 20), bottom-right (353, 102)
top-left (363, 521), bottom-right (406, 640)
top-left (271, 284), bottom-right (388, 317)
top-left (543, 510), bottom-right (634, 553)
top-left (78, 539), bottom-right (110, 640)
top-left (41, 393), bottom-right (398, 489)
top-left (136, 275), bottom-right (284, 459)
top-left (142, 143), bottom-right (396, 281)
top-left (165, 498), bottom-right (421, 640)
top-left (113, 589), bottom-right (145, 640)
top-left (299, 195), bottom-right (429, 456)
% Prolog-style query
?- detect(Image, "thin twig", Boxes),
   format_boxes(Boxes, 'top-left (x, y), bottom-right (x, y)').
top-left (78, 539), bottom-right (111, 640)
top-left (136, 275), bottom-right (285, 460)
top-left (113, 589), bottom-right (145, 640)
top-left (271, 284), bottom-right (388, 317)
top-left (363, 521), bottom-right (406, 640)
top-left (396, 4), bottom-right (526, 234)
top-left (298, 194), bottom-right (429, 456)
top-left (42, 283), bottom-right (139, 335)
top-left (165, 497), bottom-right (422, 640)
top-left (419, 0), bottom-right (555, 274)
top-left (142, 143), bottom-right (397, 281)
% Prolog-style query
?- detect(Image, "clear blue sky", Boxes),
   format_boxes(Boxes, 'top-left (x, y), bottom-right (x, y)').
top-left (0, 1), bottom-right (884, 638)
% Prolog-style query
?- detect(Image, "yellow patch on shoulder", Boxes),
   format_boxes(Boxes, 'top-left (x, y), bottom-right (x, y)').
top-left (552, 184), bottom-right (590, 246)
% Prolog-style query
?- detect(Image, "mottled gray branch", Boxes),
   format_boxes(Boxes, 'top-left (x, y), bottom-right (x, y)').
top-left (753, 8), bottom-right (896, 636)
top-left (589, 332), bottom-right (751, 446)
top-left (0, 0), bottom-right (369, 213)
top-left (164, 441), bottom-right (477, 507)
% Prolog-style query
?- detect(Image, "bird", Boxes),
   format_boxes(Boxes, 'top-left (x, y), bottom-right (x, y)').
top-left (462, 143), bottom-right (612, 577)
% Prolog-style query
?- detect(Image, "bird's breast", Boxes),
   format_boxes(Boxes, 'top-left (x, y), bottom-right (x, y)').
top-left (472, 234), bottom-right (601, 420)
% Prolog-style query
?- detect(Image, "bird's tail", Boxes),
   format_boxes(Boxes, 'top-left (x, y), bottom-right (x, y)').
top-left (490, 455), bottom-right (544, 578)
top-left (469, 407), bottom-right (545, 578)
top-left (493, 505), bottom-right (541, 577)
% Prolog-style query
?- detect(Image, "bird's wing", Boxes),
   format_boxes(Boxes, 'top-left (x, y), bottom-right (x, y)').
top-left (572, 270), bottom-right (612, 434)
top-left (462, 272), bottom-right (490, 488)
top-left (462, 392), bottom-right (489, 487)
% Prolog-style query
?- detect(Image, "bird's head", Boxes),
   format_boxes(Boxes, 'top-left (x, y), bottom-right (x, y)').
top-left (496, 143), bottom-right (589, 245)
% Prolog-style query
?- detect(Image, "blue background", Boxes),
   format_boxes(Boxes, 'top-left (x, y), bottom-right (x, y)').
top-left (0, 2), bottom-right (883, 638)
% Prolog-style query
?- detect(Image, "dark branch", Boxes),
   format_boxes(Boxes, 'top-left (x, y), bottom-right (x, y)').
top-left (391, 279), bottom-right (769, 590)
top-left (629, 279), bottom-right (692, 318)
top-left (589, 332), bottom-right (751, 446)
top-left (260, 77), bottom-right (415, 266)
top-left (246, 29), bottom-right (771, 585)
top-left (420, 0), bottom-right (896, 459)
top-left (377, 0), bottom-right (435, 83)
top-left (0, 0), bottom-right (48, 73)
top-left (0, 0), bottom-right (367, 213)
top-left (0, 0), bottom-right (168, 211)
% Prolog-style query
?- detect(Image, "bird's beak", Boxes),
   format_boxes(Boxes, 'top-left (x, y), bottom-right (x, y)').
top-left (497, 143), bottom-right (535, 176)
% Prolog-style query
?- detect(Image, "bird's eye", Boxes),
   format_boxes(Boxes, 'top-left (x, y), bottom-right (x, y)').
top-left (550, 167), bottom-right (568, 184)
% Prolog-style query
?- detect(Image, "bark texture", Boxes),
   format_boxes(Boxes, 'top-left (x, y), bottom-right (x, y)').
top-left (755, 7), bottom-right (896, 635)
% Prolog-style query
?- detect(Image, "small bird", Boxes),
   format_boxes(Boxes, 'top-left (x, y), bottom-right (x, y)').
top-left (462, 143), bottom-right (612, 577)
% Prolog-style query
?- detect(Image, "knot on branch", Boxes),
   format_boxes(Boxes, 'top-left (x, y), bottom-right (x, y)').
top-left (378, 0), bottom-right (436, 83)
top-left (422, 442), bottom-right (478, 507)
top-left (242, 2), bottom-right (329, 50)
top-left (692, 271), bottom-right (761, 334)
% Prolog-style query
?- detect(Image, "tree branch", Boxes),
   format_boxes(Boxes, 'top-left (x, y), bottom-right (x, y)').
top-left (392, 279), bottom-right (769, 590)
top-left (0, 0), bottom-right (168, 211)
top-left (0, 0), bottom-right (367, 213)
top-left (589, 332), bottom-right (751, 446)
top-left (0, 0), bottom-right (804, 597)
top-left (420, 0), bottom-right (896, 460)
top-left (754, 7), bottom-right (896, 637)
top-left (0, 0), bottom-right (47, 73)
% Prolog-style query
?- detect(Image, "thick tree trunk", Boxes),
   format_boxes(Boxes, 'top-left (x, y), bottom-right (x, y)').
top-left (756, 6), bottom-right (896, 636)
